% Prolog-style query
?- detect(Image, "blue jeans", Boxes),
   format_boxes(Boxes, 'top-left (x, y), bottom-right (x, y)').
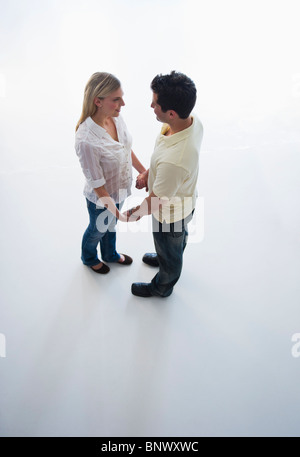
top-left (150, 212), bottom-right (194, 297)
top-left (81, 199), bottom-right (122, 266)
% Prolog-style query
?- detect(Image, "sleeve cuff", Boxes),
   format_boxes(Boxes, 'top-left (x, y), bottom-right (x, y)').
top-left (90, 177), bottom-right (106, 188)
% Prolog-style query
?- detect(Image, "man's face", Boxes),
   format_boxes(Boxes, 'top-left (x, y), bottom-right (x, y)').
top-left (151, 92), bottom-right (168, 123)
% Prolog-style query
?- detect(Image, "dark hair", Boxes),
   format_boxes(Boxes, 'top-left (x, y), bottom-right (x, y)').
top-left (151, 71), bottom-right (197, 119)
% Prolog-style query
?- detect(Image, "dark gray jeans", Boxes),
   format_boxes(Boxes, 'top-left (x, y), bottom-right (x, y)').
top-left (150, 211), bottom-right (194, 297)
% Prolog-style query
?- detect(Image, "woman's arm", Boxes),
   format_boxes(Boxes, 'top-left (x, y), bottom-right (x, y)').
top-left (94, 185), bottom-right (127, 222)
top-left (131, 150), bottom-right (146, 174)
top-left (93, 151), bottom-right (146, 221)
top-left (132, 150), bottom-right (149, 191)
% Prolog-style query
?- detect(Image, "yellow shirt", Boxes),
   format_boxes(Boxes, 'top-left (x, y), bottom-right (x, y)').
top-left (148, 115), bottom-right (203, 223)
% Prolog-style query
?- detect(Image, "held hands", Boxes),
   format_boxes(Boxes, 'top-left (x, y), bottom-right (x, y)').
top-left (117, 211), bottom-right (129, 223)
top-left (136, 170), bottom-right (149, 191)
top-left (122, 206), bottom-right (141, 222)
top-left (114, 209), bottom-right (139, 223)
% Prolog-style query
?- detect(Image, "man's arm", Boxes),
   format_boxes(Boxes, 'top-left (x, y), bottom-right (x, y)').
top-left (124, 191), bottom-right (164, 221)
top-left (125, 162), bottom-right (188, 221)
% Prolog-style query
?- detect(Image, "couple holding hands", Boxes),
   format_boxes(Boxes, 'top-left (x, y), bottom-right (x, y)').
top-left (75, 71), bottom-right (203, 297)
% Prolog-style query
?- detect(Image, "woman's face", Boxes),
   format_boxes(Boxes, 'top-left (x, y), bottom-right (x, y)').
top-left (99, 88), bottom-right (125, 117)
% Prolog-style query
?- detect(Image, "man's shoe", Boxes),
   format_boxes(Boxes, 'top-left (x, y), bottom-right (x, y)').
top-left (142, 253), bottom-right (159, 267)
top-left (131, 282), bottom-right (154, 297)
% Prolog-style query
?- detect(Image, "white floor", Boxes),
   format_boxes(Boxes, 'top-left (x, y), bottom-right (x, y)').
top-left (1, 0), bottom-right (300, 438)
top-left (1, 135), bottom-right (300, 437)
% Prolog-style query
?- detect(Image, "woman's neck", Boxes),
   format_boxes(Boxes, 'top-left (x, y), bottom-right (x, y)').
top-left (92, 111), bottom-right (110, 129)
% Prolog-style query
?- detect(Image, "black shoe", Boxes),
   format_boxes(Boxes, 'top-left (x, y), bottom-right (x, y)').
top-left (117, 254), bottom-right (133, 265)
top-left (142, 253), bottom-right (159, 267)
top-left (90, 263), bottom-right (110, 274)
top-left (131, 282), bottom-right (154, 297)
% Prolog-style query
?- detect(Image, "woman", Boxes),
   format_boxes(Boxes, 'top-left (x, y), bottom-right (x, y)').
top-left (75, 72), bottom-right (146, 274)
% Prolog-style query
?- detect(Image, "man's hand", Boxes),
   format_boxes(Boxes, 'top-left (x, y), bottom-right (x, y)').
top-left (136, 170), bottom-right (149, 191)
top-left (122, 192), bottom-right (162, 222)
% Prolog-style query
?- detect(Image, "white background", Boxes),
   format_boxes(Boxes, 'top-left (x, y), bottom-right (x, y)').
top-left (0, 0), bottom-right (300, 437)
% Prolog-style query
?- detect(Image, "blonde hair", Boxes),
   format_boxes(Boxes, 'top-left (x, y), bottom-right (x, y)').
top-left (75, 72), bottom-right (121, 131)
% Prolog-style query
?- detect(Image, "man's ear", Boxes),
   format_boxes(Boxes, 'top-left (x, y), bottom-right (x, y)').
top-left (169, 110), bottom-right (178, 119)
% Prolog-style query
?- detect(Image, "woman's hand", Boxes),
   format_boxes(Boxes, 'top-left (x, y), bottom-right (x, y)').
top-left (117, 211), bottom-right (129, 222)
top-left (122, 206), bottom-right (141, 222)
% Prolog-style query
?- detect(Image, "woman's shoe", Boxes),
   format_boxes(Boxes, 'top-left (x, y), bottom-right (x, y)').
top-left (90, 263), bottom-right (110, 274)
top-left (117, 254), bottom-right (133, 265)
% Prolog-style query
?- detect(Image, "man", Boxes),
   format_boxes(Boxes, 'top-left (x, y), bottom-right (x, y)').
top-left (125, 71), bottom-right (203, 297)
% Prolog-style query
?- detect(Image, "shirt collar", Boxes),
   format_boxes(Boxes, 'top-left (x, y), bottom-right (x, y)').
top-left (85, 116), bottom-right (107, 140)
top-left (159, 117), bottom-right (195, 145)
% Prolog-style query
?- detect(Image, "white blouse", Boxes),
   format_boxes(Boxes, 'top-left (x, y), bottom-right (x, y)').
top-left (75, 115), bottom-right (133, 204)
